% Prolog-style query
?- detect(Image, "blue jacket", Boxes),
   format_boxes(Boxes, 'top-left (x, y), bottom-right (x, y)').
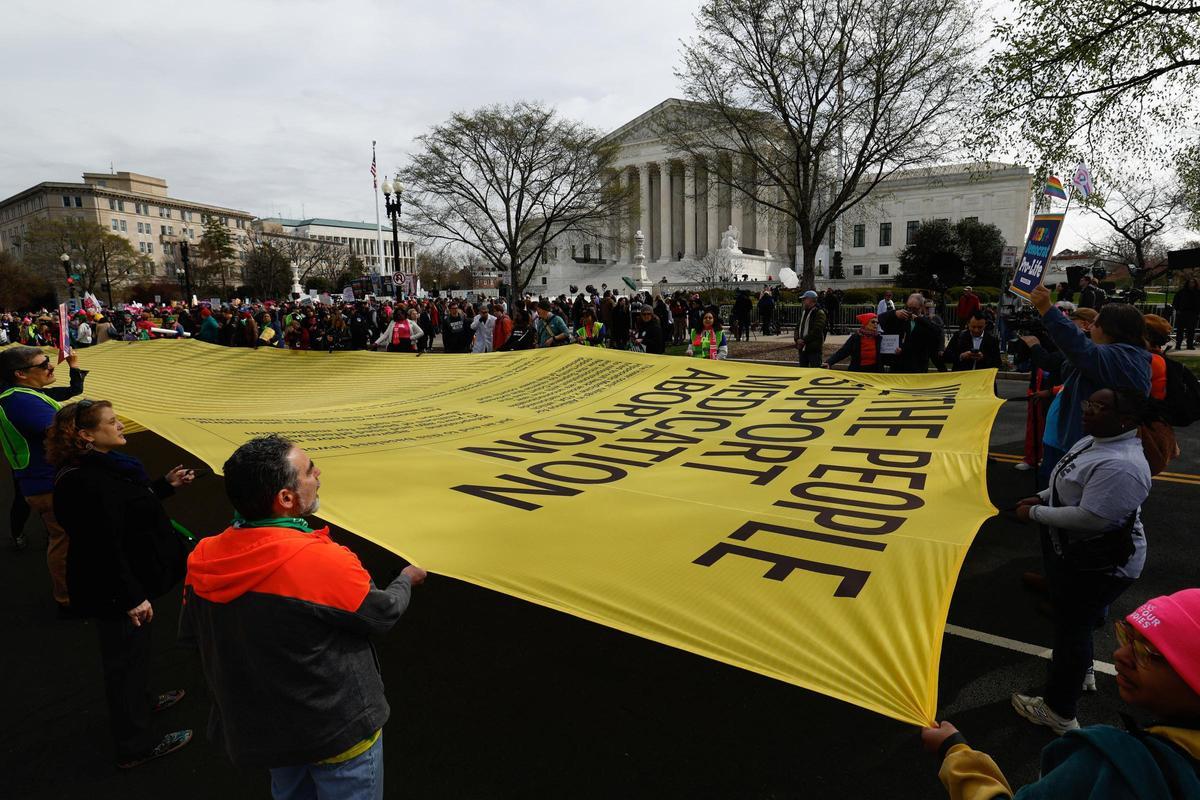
top-left (1041, 306), bottom-right (1150, 451)
top-left (0, 368), bottom-right (87, 496)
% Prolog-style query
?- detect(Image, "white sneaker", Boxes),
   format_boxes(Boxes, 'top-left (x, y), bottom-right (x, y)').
top-left (1011, 693), bottom-right (1080, 735)
top-left (1014, 461), bottom-right (1034, 471)
top-left (1082, 668), bottom-right (1096, 692)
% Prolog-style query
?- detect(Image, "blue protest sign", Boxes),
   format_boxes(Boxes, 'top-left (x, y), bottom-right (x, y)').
top-left (1009, 213), bottom-right (1065, 299)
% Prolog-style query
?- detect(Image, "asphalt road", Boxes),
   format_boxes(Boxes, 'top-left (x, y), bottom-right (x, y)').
top-left (1, 378), bottom-right (1196, 799)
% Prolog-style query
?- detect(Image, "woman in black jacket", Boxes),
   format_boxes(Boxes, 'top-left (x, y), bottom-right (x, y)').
top-left (47, 400), bottom-right (196, 769)
top-left (498, 309), bottom-right (538, 351)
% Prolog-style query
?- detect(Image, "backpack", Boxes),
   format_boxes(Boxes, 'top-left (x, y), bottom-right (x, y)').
top-left (1156, 357), bottom-right (1200, 427)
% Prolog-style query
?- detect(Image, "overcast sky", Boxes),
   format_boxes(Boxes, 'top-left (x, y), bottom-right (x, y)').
top-left (1, 0), bottom-right (1130, 251)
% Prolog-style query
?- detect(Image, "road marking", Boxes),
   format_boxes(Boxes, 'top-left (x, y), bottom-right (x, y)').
top-left (945, 624), bottom-right (1117, 676)
top-left (988, 452), bottom-right (1200, 485)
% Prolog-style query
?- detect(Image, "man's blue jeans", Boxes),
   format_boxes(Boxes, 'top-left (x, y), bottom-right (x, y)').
top-left (269, 733), bottom-right (384, 800)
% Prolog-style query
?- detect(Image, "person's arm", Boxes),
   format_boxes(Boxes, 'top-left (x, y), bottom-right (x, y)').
top-left (1043, 461), bottom-right (1148, 527)
top-left (42, 355), bottom-right (87, 400)
top-left (717, 332), bottom-right (728, 360)
top-left (825, 336), bottom-right (855, 367)
top-left (409, 321), bottom-right (423, 340)
top-left (944, 332), bottom-right (967, 368)
top-left (922, 723), bottom-right (1013, 800)
top-left (373, 323), bottom-right (392, 348)
top-left (1028, 504), bottom-right (1111, 532)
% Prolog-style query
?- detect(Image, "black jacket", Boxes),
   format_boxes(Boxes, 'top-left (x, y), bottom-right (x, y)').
top-left (943, 329), bottom-right (1003, 371)
top-left (53, 451), bottom-right (187, 617)
top-left (635, 317), bottom-right (666, 354)
top-left (180, 524), bottom-right (413, 768)
top-left (878, 310), bottom-right (943, 373)
top-left (441, 315), bottom-right (473, 353)
top-left (825, 332), bottom-right (883, 372)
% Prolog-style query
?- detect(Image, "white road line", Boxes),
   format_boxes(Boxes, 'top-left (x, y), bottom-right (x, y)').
top-left (945, 624), bottom-right (1118, 676)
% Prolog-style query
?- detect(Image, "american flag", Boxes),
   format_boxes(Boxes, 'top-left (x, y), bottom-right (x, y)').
top-left (371, 140), bottom-right (377, 189)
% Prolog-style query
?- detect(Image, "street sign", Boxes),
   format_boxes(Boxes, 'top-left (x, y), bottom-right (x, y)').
top-left (392, 272), bottom-right (404, 287)
top-left (1001, 246), bottom-right (1018, 269)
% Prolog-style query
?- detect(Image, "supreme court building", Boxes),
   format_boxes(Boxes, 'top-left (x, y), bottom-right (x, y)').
top-left (534, 99), bottom-right (1033, 295)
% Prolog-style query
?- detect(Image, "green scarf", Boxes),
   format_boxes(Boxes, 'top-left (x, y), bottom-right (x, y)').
top-left (232, 514), bottom-right (315, 533)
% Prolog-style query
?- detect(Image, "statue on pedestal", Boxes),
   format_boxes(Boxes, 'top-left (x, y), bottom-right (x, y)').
top-left (720, 225), bottom-right (741, 254)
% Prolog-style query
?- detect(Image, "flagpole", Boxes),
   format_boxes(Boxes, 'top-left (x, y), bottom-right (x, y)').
top-left (1043, 186), bottom-right (1074, 288)
top-left (373, 141), bottom-right (384, 279)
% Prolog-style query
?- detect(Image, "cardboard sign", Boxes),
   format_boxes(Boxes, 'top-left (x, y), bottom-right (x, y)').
top-left (57, 303), bottom-right (72, 363)
top-left (1009, 213), bottom-right (1066, 299)
top-left (880, 334), bottom-right (900, 354)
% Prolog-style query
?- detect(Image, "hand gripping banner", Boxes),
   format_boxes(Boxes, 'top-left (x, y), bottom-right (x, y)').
top-left (77, 341), bottom-right (1001, 726)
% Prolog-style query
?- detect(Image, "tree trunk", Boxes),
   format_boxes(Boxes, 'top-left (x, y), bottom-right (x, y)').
top-left (801, 242), bottom-right (820, 290)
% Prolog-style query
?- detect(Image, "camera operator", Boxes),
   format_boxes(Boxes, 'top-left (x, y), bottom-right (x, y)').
top-left (944, 312), bottom-right (1000, 371)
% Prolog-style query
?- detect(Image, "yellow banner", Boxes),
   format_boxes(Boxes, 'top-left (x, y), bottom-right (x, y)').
top-left (74, 340), bottom-right (1000, 726)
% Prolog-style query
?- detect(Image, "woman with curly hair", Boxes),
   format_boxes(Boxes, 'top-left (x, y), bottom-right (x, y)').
top-left (46, 400), bottom-right (196, 769)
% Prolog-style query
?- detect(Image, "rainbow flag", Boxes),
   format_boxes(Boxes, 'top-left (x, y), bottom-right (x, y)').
top-left (1043, 175), bottom-right (1068, 200)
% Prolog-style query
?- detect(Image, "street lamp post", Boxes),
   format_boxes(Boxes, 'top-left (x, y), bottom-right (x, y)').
top-left (60, 253), bottom-right (75, 301)
top-left (382, 176), bottom-right (403, 298)
top-left (179, 240), bottom-right (193, 303)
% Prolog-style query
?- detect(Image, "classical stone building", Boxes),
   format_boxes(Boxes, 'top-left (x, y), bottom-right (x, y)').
top-left (533, 99), bottom-right (1034, 295)
top-left (258, 217), bottom-right (416, 275)
top-left (0, 171), bottom-right (255, 280)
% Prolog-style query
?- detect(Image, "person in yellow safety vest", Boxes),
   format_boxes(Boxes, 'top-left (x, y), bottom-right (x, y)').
top-left (0, 346), bottom-right (88, 607)
top-left (686, 311), bottom-right (728, 360)
top-left (575, 308), bottom-right (607, 347)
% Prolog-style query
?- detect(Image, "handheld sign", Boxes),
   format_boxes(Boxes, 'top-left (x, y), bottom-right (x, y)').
top-left (1009, 213), bottom-right (1065, 299)
top-left (57, 303), bottom-right (72, 363)
top-left (880, 334), bottom-right (900, 354)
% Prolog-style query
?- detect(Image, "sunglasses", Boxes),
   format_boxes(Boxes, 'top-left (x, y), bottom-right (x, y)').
top-left (1115, 620), bottom-right (1165, 669)
top-left (24, 357), bottom-right (52, 372)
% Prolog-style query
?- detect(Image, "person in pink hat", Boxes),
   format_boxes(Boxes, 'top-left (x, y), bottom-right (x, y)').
top-left (921, 588), bottom-right (1200, 798)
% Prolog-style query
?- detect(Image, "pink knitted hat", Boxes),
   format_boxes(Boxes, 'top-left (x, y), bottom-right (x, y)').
top-left (1126, 589), bottom-right (1200, 696)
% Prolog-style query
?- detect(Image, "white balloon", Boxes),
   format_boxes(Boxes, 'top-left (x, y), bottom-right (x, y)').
top-left (778, 267), bottom-right (800, 289)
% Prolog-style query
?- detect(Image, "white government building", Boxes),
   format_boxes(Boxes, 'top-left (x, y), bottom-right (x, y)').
top-left (534, 99), bottom-right (1034, 295)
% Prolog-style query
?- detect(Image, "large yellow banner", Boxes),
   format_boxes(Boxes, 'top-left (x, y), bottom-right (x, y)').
top-left (75, 340), bottom-right (1000, 726)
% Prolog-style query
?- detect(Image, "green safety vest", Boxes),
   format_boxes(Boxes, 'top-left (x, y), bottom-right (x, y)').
top-left (690, 329), bottom-right (723, 359)
top-left (576, 321), bottom-right (606, 347)
top-left (0, 387), bottom-right (62, 470)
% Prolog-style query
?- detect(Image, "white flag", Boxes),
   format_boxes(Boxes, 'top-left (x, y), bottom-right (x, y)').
top-left (1071, 162), bottom-right (1094, 198)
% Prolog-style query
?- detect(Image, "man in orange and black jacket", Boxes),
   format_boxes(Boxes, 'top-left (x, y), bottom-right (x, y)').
top-left (180, 434), bottom-right (426, 799)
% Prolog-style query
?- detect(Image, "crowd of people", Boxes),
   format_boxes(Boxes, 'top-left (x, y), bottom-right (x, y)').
top-left (3, 276), bottom-right (1200, 798)
top-left (0, 289), bottom-right (759, 360)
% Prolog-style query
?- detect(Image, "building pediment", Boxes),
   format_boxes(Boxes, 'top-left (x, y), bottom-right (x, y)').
top-left (599, 98), bottom-right (704, 147)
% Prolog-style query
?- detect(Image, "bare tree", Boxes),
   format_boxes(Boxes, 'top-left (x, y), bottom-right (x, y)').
top-left (679, 249), bottom-right (739, 284)
top-left (1083, 177), bottom-right (1184, 285)
top-left (256, 231), bottom-right (351, 288)
top-left (399, 101), bottom-right (633, 300)
top-left (20, 216), bottom-right (151, 297)
top-left (666, 0), bottom-right (976, 289)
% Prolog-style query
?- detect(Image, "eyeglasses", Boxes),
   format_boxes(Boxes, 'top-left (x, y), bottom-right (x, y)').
top-left (1081, 400), bottom-right (1109, 413)
top-left (1115, 620), bottom-right (1165, 669)
top-left (24, 357), bottom-right (51, 372)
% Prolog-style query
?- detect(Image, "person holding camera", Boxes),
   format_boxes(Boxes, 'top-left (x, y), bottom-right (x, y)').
top-left (1010, 387), bottom-right (1152, 735)
top-left (943, 312), bottom-right (1001, 371)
